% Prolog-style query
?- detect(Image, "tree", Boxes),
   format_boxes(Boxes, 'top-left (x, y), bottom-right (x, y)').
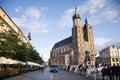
top-left (27, 46), bottom-right (44, 64)
top-left (0, 30), bottom-right (44, 64)
top-left (0, 30), bottom-right (21, 58)
top-left (15, 42), bottom-right (29, 62)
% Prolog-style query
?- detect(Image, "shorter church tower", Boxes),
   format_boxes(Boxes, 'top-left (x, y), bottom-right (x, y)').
top-left (83, 18), bottom-right (95, 66)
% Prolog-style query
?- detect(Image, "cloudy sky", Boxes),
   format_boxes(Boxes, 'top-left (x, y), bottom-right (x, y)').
top-left (0, 0), bottom-right (120, 61)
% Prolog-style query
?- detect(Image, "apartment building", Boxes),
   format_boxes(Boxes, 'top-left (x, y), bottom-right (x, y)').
top-left (0, 7), bottom-right (29, 44)
top-left (99, 46), bottom-right (120, 67)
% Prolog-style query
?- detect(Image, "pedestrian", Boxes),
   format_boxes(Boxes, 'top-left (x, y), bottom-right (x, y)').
top-left (92, 71), bottom-right (96, 80)
top-left (67, 65), bottom-right (70, 71)
top-left (111, 64), bottom-right (120, 80)
top-left (118, 65), bottom-right (120, 80)
top-left (86, 66), bottom-right (90, 78)
top-left (107, 67), bottom-right (113, 80)
top-left (101, 67), bottom-right (108, 80)
top-left (41, 67), bottom-right (44, 72)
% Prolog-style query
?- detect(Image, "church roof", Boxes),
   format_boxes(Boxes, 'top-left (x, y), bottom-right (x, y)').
top-left (52, 36), bottom-right (72, 50)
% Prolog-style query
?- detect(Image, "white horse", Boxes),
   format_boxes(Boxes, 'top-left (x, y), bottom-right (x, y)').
top-left (86, 68), bottom-right (96, 80)
top-left (69, 65), bottom-right (74, 72)
top-left (74, 65), bottom-right (80, 74)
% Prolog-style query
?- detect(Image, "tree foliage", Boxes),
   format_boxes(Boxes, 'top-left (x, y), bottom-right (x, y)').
top-left (0, 30), bottom-right (44, 64)
top-left (0, 30), bottom-right (20, 58)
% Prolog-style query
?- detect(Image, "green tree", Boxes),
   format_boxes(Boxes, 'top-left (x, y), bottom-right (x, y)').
top-left (27, 46), bottom-right (44, 64)
top-left (15, 42), bottom-right (28, 62)
top-left (0, 30), bottom-right (21, 58)
top-left (0, 30), bottom-right (44, 64)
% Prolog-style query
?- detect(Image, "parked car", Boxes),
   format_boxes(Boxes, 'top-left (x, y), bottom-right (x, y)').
top-left (50, 64), bottom-right (58, 72)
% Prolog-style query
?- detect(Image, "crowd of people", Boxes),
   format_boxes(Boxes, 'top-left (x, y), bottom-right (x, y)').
top-left (63, 64), bottom-right (120, 80)
top-left (101, 64), bottom-right (120, 80)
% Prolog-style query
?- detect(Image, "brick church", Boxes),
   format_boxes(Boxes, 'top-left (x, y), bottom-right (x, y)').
top-left (49, 7), bottom-right (95, 67)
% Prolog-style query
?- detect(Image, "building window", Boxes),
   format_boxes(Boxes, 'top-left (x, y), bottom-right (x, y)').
top-left (117, 63), bottom-right (119, 65)
top-left (113, 63), bottom-right (115, 66)
top-left (112, 58), bottom-right (115, 62)
top-left (116, 58), bottom-right (118, 62)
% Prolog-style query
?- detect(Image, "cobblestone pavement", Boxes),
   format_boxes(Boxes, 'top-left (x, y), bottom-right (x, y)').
top-left (5, 76), bottom-right (30, 80)
top-left (5, 68), bottom-right (93, 80)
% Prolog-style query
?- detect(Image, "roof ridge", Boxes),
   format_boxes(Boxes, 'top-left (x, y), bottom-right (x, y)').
top-left (52, 36), bottom-right (72, 50)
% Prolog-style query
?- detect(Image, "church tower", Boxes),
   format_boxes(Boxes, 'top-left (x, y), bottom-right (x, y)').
top-left (72, 7), bottom-right (85, 65)
top-left (72, 7), bottom-right (95, 65)
top-left (83, 18), bottom-right (95, 65)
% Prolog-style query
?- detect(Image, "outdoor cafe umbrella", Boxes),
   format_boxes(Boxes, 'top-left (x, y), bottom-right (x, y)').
top-left (14, 60), bottom-right (26, 65)
top-left (0, 57), bottom-right (8, 64)
top-left (7, 58), bottom-right (16, 64)
top-left (0, 57), bottom-right (16, 64)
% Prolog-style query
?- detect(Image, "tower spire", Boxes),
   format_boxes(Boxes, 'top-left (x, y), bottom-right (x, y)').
top-left (72, 7), bottom-right (80, 20)
top-left (84, 18), bottom-right (91, 27)
top-left (75, 7), bottom-right (78, 15)
top-left (85, 18), bottom-right (88, 24)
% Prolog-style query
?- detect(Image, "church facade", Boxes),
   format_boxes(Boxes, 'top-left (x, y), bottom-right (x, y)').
top-left (49, 7), bottom-right (95, 67)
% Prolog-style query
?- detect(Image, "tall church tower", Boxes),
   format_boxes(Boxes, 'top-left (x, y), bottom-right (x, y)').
top-left (72, 7), bottom-right (84, 65)
top-left (72, 7), bottom-right (95, 65)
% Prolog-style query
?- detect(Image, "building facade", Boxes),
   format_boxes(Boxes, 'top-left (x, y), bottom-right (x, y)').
top-left (0, 7), bottom-right (29, 44)
top-left (50, 7), bottom-right (95, 67)
top-left (99, 46), bottom-right (120, 67)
